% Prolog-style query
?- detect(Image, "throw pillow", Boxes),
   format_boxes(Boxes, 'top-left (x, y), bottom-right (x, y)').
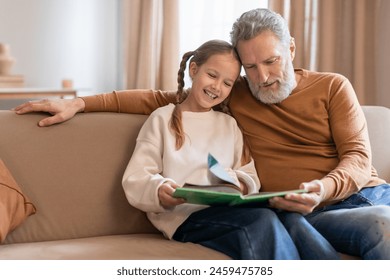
top-left (0, 159), bottom-right (36, 243)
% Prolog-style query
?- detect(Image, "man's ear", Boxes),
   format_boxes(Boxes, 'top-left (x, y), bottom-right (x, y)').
top-left (189, 62), bottom-right (198, 79)
top-left (290, 37), bottom-right (296, 61)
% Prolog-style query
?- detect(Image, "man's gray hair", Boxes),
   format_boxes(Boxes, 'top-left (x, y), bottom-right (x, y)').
top-left (230, 8), bottom-right (291, 48)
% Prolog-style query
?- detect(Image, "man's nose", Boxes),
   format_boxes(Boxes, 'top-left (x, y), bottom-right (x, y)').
top-left (257, 65), bottom-right (269, 84)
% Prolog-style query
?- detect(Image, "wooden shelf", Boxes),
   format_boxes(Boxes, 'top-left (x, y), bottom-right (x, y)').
top-left (0, 88), bottom-right (77, 99)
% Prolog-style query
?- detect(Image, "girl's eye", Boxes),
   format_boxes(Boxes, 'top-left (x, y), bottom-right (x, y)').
top-left (208, 73), bottom-right (216, 78)
top-left (224, 82), bottom-right (232, 87)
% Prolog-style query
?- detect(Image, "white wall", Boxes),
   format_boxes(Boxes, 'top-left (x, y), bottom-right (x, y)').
top-left (0, 0), bottom-right (120, 105)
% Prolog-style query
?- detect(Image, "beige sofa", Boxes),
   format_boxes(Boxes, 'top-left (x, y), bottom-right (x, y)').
top-left (0, 105), bottom-right (389, 259)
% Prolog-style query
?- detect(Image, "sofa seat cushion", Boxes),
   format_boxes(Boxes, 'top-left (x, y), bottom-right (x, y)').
top-left (0, 234), bottom-right (229, 260)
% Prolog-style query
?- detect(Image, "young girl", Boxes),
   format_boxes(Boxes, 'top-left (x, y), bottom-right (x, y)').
top-left (122, 39), bottom-right (260, 240)
top-left (121, 40), bottom-right (339, 260)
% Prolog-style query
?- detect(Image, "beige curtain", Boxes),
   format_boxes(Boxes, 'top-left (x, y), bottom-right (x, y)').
top-left (376, 0), bottom-right (390, 107)
top-left (269, 0), bottom-right (384, 106)
top-left (123, 0), bottom-right (179, 91)
top-left (269, 0), bottom-right (318, 70)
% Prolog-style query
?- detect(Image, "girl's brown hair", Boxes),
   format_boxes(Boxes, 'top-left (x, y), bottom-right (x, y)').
top-left (169, 40), bottom-right (240, 150)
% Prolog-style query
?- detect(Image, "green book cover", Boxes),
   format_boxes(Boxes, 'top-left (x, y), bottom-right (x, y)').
top-left (173, 187), bottom-right (307, 206)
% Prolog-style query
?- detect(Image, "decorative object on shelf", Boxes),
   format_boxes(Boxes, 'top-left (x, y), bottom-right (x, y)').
top-left (0, 43), bottom-right (24, 88)
top-left (0, 43), bottom-right (15, 75)
top-left (61, 79), bottom-right (73, 89)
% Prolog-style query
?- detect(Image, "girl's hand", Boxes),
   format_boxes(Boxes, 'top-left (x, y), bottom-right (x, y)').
top-left (158, 182), bottom-right (186, 208)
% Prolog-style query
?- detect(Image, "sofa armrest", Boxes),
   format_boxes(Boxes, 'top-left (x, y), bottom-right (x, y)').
top-left (362, 105), bottom-right (390, 182)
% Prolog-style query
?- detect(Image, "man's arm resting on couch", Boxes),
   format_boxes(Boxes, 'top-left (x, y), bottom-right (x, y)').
top-left (13, 89), bottom-right (176, 126)
top-left (82, 89), bottom-right (176, 114)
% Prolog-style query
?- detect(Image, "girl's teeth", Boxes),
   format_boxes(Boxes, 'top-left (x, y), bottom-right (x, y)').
top-left (205, 91), bottom-right (217, 99)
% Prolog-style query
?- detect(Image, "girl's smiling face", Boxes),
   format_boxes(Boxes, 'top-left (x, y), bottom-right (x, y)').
top-left (179, 52), bottom-right (240, 112)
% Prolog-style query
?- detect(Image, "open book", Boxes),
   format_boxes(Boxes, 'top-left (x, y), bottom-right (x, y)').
top-left (173, 187), bottom-right (307, 206)
top-left (173, 153), bottom-right (307, 206)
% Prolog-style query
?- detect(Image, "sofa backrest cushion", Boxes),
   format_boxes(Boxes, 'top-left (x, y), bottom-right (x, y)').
top-left (0, 111), bottom-right (158, 244)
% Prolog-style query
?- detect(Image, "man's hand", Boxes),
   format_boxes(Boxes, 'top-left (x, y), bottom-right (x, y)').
top-left (268, 179), bottom-right (325, 214)
top-left (13, 98), bottom-right (85, 127)
top-left (158, 182), bottom-right (186, 209)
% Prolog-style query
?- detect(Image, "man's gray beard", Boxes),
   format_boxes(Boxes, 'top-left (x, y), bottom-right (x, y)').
top-left (247, 65), bottom-right (295, 104)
